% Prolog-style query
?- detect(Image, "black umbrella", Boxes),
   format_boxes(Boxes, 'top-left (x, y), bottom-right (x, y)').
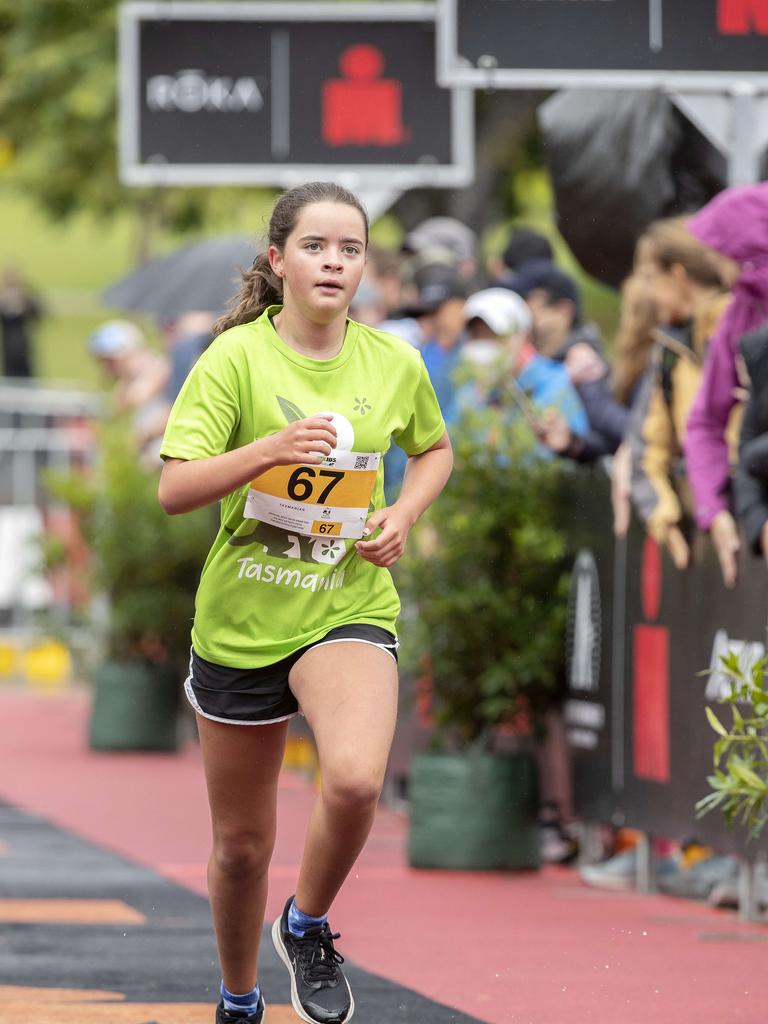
top-left (102, 233), bottom-right (261, 318)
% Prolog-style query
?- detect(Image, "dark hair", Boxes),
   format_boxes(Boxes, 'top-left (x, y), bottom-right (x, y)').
top-left (509, 259), bottom-right (581, 324)
top-left (214, 182), bottom-right (369, 336)
top-left (502, 227), bottom-right (554, 272)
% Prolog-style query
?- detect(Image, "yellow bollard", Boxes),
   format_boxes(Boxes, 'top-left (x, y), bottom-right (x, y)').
top-left (23, 640), bottom-right (72, 693)
top-left (0, 643), bottom-right (17, 680)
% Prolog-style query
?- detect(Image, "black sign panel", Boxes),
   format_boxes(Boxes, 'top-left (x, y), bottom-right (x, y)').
top-left (439, 0), bottom-right (768, 88)
top-left (616, 521), bottom-right (768, 853)
top-left (563, 472), bottom-right (768, 856)
top-left (120, 3), bottom-right (473, 187)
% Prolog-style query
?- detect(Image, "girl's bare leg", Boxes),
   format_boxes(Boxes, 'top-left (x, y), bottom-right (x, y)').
top-left (288, 642), bottom-right (398, 916)
top-left (197, 715), bottom-right (288, 993)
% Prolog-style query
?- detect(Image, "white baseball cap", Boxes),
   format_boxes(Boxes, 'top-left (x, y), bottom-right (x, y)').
top-left (463, 288), bottom-right (532, 338)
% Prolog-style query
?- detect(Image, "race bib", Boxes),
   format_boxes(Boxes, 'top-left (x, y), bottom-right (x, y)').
top-left (244, 450), bottom-right (381, 540)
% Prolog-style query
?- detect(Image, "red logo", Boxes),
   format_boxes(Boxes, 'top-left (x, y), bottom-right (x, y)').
top-left (719, 0), bottom-right (768, 33)
top-left (632, 537), bottom-right (670, 783)
top-left (322, 44), bottom-right (408, 147)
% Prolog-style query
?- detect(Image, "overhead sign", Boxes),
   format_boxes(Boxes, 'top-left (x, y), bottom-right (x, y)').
top-left (437, 0), bottom-right (768, 90)
top-left (119, 2), bottom-right (473, 187)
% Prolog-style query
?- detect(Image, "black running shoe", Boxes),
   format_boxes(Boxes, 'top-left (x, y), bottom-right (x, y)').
top-left (271, 895), bottom-right (354, 1024)
top-left (215, 993), bottom-right (265, 1023)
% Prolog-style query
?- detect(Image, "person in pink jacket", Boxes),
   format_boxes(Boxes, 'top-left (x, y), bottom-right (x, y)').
top-left (684, 183), bottom-right (768, 587)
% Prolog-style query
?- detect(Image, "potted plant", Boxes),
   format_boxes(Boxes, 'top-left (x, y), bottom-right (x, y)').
top-left (397, 409), bottom-right (569, 870)
top-left (45, 421), bottom-right (212, 751)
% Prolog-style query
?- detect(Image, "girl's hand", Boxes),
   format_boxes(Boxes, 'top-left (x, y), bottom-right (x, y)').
top-left (355, 504), bottom-right (415, 567)
top-left (261, 415), bottom-right (337, 466)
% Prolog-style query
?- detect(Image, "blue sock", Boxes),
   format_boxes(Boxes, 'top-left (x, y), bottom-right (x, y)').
top-left (287, 897), bottom-right (327, 937)
top-left (220, 980), bottom-right (261, 1016)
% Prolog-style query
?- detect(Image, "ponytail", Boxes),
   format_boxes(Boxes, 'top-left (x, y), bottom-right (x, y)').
top-left (213, 253), bottom-right (283, 337)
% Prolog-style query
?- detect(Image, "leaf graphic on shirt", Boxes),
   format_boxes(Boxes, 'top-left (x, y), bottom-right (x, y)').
top-left (277, 395), bottom-right (306, 423)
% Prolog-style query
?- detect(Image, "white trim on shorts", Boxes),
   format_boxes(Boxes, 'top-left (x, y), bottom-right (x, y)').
top-left (183, 634), bottom-right (398, 727)
top-left (307, 635), bottom-right (399, 663)
top-left (183, 674), bottom-right (298, 727)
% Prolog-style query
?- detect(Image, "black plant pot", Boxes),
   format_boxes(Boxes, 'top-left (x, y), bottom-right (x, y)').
top-left (89, 660), bottom-right (179, 752)
top-left (408, 750), bottom-right (540, 870)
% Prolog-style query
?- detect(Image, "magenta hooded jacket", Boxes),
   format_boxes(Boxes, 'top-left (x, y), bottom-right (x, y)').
top-left (684, 183), bottom-right (768, 530)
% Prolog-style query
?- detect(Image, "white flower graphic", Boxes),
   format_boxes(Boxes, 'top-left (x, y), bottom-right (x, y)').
top-left (311, 538), bottom-right (347, 565)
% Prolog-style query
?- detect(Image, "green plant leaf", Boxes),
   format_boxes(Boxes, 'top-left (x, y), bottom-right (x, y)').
top-left (706, 706), bottom-right (728, 737)
top-left (731, 762), bottom-right (765, 790)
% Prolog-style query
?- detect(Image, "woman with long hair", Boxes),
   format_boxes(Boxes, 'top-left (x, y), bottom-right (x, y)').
top-left (628, 215), bottom-right (733, 569)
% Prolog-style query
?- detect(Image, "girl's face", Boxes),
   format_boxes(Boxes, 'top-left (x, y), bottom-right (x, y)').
top-left (269, 201), bottom-right (367, 323)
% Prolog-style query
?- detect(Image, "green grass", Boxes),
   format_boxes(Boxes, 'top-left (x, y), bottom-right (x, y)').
top-left (0, 188), bottom-right (275, 385)
top-left (0, 190), bottom-right (131, 384)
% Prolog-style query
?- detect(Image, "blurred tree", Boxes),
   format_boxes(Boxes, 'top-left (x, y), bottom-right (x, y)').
top-left (0, 0), bottom-right (274, 257)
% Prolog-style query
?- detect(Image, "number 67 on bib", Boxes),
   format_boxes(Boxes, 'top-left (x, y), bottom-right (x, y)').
top-left (244, 450), bottom-right (381, 540)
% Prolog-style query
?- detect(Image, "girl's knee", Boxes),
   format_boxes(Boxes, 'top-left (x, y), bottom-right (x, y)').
top-left (322, 767), bottom-right (384, 813)
top-left (212, 831), bottom-right (274, 880)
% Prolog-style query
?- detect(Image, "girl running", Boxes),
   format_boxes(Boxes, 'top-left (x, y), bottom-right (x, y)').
top-left (158, 181), bottom-right (453, 1024)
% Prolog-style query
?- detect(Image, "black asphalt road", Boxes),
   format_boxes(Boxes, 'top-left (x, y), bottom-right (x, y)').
top-left (0, 804), bottom-right (484, 1023)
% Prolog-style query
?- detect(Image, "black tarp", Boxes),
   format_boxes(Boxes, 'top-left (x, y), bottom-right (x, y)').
top-left (538, 90), bottom-right (726, 287)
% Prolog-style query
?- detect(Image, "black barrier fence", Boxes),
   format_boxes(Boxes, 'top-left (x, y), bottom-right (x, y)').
top-left (563, 468), bottom-right (768, 859)
top-left (385, 466), bottom-right (768, 864)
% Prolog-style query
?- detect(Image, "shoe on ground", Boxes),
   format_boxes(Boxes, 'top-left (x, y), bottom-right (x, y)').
top-left (215, 994), bottom-right (265, 1023)
top-left (539, 804), bottom-right (579, 865)
top-left (708, 860), bottom-right (768, 910)
top-left (272, 895), bottom-right (354, 1024)
top-left (658, 855), bottom-right (739, 901)
top-left (540, 824), bottom-right (579, 865)
top-left (579, 848), bottom-right (679, 891)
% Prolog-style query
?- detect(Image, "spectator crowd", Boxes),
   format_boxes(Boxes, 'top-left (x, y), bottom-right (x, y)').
top-left (88, 181), bottom-right (768, 589)
top-left (360, 182), bottom-right (768, 588)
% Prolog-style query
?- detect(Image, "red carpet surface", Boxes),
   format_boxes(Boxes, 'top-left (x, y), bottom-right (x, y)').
top-left (1, 689), bottom-right (767, 1024)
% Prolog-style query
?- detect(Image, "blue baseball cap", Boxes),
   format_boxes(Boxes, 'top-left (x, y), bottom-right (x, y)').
top-left (88, 320), bottom-right (143, 358)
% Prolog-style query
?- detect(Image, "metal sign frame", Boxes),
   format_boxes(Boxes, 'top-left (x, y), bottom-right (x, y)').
top-left (436, 0), bottom-right (768, 91)
top-left (119, 1), bottom-right (474, 187)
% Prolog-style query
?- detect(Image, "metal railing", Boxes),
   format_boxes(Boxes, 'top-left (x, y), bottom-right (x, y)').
top-left (0, 379), bottom-right (104, 642)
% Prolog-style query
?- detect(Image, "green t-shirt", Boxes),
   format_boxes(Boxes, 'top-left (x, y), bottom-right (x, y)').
top-left (160, 305), bottom-right (445, 668)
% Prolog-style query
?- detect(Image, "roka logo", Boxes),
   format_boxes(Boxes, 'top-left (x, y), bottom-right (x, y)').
top-left (146, 70), bottom-right (265, 113)
top-left (719, 0), bottom-right (768, 33)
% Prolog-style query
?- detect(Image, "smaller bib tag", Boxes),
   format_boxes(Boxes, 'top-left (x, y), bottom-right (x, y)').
top-left (244, 450), bottom-right (381, 540)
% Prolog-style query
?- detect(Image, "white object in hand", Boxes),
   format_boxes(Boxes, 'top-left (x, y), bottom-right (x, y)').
top-left (311, 411), bottom-right (355, 459)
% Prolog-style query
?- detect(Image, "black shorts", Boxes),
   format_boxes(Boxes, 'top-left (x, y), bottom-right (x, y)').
top-left (184, 623), bottom-right (398, 726)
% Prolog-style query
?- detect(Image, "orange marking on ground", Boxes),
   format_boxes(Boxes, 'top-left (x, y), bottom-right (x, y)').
top-left (0, 899), bottom-right (146, 924)
top-left (0, 987), bottom-right (125, 1003)
top-left (0, 989), bottom-right (295, 1023)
